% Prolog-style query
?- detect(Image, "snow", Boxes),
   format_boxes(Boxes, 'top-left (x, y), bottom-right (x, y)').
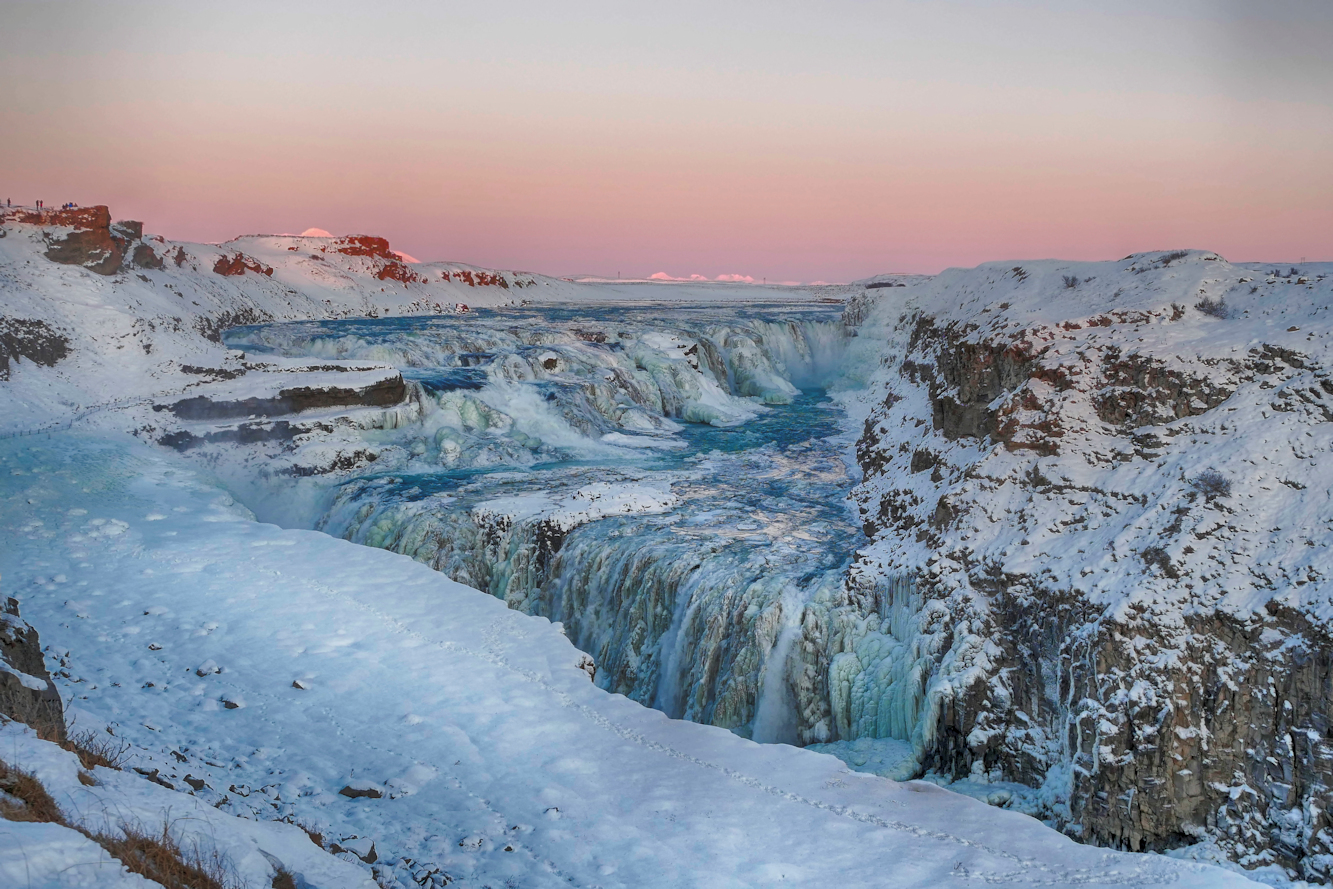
top-left (0, 722), bottom-right (376, 888)
top-left (472, 481), bottom-right (680, 532)
top-left (0, 819), bottom-right (160, 889)
top-left (0, 433), bottom-right (1257, 887)
top-left (0, 210), bottom-right (1285, 885)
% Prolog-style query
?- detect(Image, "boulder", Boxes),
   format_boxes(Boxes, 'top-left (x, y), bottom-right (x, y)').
top-left (40, 205), bottom-right (124, 275)
top-left (0, 598), bottom-right (65, 741)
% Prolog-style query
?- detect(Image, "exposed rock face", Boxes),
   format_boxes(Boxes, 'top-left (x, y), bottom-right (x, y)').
top-left (113, 220), bottom-right (144, 240)
top-left (195, 307), bottom-right (273, 344)
top-left (213, 252), bottom-right (274, 277)
top-left (163, 373), bottom-right (406, 420)
top-left (376, 260), bottom-right (422, 284)
top-left (829, 253), bottom-right (1333, 881)
top-left (445, 269), bottom-right (509, 288)
top-left (131, 242), bottom-right (163, 269)
top-left (34, 205), bottom-right (124, 275)
top-left (0, 598), bottom-right (65, 741)
top-left (329, 235), bottom-right (395, 259)
top-left (0, 317), bottom-right (70, 380)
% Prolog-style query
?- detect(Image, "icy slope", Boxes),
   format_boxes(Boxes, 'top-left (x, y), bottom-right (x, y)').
top-left (828, 252), bottom-right (1333, 878)
top-left (0, 206), bottom-right (574, 433)
top-left (0, 723), bottom-right (377, 889)
top-left (0, 205), bottom-right (842, 442)
top-left (0, 433), bottom-right (1254, 888)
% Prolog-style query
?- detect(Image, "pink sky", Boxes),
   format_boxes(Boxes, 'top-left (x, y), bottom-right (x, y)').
top-left (3, 2), bottom-right (1329, 280)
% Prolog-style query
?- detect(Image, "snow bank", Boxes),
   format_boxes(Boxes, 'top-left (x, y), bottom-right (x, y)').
top-left (0, 433), bottom-right (1256, 887)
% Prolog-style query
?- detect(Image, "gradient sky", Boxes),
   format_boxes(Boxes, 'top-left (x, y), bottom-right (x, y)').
top-left (3, 1), bottom-right (1330, 280)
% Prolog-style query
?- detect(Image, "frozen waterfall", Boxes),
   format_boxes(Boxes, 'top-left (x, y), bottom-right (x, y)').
top-left (226, 303), bottom-right (933, 760)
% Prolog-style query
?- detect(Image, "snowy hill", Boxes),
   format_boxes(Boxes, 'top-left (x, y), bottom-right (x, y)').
top-left (832, 251), bottom-right (1333, 879)
top-left (0, 205), bottom-right (1292, 886)
top-left (0, 434), bottom-right (1254, 888)
top-left (0, 205), bottom-right (579, 433)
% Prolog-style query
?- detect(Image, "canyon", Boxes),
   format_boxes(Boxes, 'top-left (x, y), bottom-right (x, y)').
top-left (1, 205), bottom-right (1320, 886)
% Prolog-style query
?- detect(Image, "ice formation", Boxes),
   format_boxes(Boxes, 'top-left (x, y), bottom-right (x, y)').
top-left (228, 307), bottom-right (863, 740)
top-left (0, 205), bottom-right (1295, 885)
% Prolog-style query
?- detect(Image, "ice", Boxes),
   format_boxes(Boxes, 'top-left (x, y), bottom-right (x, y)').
top-left (806, 737), bottom-right (919, 781)
top-left (0, 434), bottom-right (1256, 887)
top-left (0, 819), bottom-right (161, 889)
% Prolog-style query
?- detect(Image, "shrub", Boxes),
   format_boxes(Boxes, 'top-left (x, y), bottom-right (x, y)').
top-left (1161, 250), bottom-right (1189, 266)
top-left (1195, 296), bottom-right (1230, 318)
top-left (63, 728), bottom-right (130, 771)
top-left (0, 759), bottom-right (65, 823)
top-left (1061, 275), bottom-right (1079, 289)
top-left (1, 755), bottom-right (236, 888)
top-left (1190, 469), bottom-right (1231, 500)
top-left (92, 822), bottom-right (234, 889)
top-left (1140, 546), bottom-right (1179, 578)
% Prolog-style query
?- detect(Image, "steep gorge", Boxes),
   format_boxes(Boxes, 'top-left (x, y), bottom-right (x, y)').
top-left (229, 258), bottom-right (1333, 881)
top-left (829, 254), bottom-right (1333, 880)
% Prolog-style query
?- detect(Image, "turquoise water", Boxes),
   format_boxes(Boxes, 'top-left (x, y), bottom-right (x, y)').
top-left (229, 303), bottom-right (860, 741)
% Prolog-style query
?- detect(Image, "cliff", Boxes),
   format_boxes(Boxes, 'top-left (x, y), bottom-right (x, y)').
top-left (820, 251), bottom-right (1333, 879)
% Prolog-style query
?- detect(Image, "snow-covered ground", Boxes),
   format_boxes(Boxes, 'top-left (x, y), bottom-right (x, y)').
top-left (0, 206), bottom-right (1289, 886)
top-left (0, 433), bottom-right (1255, 887)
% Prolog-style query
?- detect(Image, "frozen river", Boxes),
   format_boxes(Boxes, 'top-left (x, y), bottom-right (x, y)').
top-left (226, 302), bottom-right (863, 744)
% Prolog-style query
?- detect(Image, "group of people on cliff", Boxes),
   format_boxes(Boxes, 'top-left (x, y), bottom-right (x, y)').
top-left (5, 200), bottom-right (80, 210)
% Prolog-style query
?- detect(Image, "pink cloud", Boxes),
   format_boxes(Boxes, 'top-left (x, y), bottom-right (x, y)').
top-left (714, 274), bottom-right (754, 283)
top-left (649, 272), bottom-right (709, 281)
top-left (300, 227), bottom-right (332, 237)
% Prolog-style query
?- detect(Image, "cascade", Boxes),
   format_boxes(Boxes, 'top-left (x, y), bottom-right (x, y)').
top-left (227, 304), bottom-right (928, 748)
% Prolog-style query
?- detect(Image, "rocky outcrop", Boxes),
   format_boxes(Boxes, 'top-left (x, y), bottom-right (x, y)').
top-left (131, 242), bottom-right (163, 269)
top-left (34, 206), bottom-right (124, 274)
top-left (0, 317), bottom-right (70, 380)
top-left (0, 598), bottom-right (65, 741)
top-left (377, 261), bottom-right (422, 284)
top-left (194, 307), bottom-right (273, 344)
top-left (331, 235), bottom-right (398, 260)
top-left (213, 252), bottom-right (274, 277)
top-left (162, 374), bottom-right (406, 420)
top-left (836, 255), bottom-right (1333, 881)
top-left (445, 269), bottom-right (509, 288)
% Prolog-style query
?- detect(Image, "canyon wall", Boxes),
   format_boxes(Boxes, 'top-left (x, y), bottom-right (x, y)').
top-left (819, 253), bottom-right (1333, 879)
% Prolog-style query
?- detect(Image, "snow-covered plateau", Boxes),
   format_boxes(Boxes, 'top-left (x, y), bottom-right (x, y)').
top-left (0, 204), bottom-right (1315, 887)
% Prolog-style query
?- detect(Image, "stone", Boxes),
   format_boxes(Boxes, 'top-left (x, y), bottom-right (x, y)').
top-left (0, 598), bottom-right (65, 741)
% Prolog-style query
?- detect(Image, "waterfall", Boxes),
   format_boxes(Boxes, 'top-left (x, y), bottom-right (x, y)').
top-left (237, 306), bottom-right (876, 742)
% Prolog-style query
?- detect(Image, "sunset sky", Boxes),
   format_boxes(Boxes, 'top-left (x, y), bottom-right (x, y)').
top-left (3, 1), bottom-right (1330, 281)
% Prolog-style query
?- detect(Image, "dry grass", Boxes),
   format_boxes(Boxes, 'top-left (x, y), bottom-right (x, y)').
top-left (62, 727), bottom-right (130, 771)
top-left (0, 759), bottom-right (65, 824)
top-left (1, 756), bottom-right (238, 889)
top-left (89, 822), bottom-right (234, 889)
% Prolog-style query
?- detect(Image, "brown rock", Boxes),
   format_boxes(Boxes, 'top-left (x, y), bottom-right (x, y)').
top-left (0, 598), bottom-right (65, 741)
top-left (331, 235), bottom-right (397, 259)
top-left (376, 261), bottom-right (422, 284)
top-left (131, 243), bottom-right (163, 269)
top-left (213, 253), bottom-right (274, 277)
top-left (40, 205), bottom-right (124, 275)
top-left (338, 784), bottom-right (384, 800)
